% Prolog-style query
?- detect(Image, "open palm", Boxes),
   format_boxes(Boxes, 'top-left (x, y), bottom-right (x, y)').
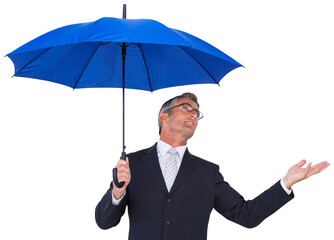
top-left (283, 160), bottom-right (330, 189)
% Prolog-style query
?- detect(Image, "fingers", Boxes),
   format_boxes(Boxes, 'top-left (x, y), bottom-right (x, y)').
top-left (307, 162), bottom-right (312, 170)
top-left (116, 157), bottom-right (129, 170)
top-left (309, 161), bottom-right (330, 176)
top-left (296, 160), bottom-right (331, 179)
top-left (317, 161), bottom-right (330, 170)
top-left (322, 161), bottom-right (330, 169)
top-left (115, 157), bottom-right (131, 185)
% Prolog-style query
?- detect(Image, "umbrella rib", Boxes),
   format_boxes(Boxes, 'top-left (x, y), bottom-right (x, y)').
top-left (13, 47), bottom-right (52, 77)
top-left (179, 46), bottom-right (220, 86)
top-left (73, 43), bottom-right (102, 89)
top-left (137, 43), bottom-right (153, 92)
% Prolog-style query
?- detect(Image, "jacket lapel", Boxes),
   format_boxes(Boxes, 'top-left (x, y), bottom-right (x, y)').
top-left (142, 144), bottom-right (169, 194)
top-left (169, 148), bottom-right (198, 195)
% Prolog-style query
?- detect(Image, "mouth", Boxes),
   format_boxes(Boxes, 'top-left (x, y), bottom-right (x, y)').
top-left (185, 119), bottom-right (195, 126)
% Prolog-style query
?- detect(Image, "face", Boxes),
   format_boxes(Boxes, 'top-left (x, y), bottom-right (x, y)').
top-left (163, 98), bottom-right (199, 140)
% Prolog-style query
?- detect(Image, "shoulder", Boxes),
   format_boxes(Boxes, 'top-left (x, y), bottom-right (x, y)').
top-left (187, 150), bottom-right (219, 169)
top-left (126, 144), bottom-right (157, 160)
top-left (186, 151), bottom-right (224, 183)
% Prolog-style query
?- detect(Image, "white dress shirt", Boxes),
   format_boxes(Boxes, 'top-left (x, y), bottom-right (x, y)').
top-left (156, 140), bottom-right (186, 177)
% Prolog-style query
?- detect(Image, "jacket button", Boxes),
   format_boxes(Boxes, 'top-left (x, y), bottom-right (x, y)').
top-left (166, 199), bottom-right (172, 203)
top-left (165, 221), bottom-right (170, 226)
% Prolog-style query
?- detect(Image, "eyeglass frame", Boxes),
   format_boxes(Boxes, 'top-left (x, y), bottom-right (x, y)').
top-left (163, 103), bottom-right (204, 120)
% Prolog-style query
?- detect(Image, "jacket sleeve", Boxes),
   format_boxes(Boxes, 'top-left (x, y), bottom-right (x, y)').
top-left (95, 185), bottom-right (128, 230)
top-left (213, 165), bottom-right (294, 228)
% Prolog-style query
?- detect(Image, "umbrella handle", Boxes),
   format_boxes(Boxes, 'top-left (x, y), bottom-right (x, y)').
top-left (112, 152), bottom-right (126, 188)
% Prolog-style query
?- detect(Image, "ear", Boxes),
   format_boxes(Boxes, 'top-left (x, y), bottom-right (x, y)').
top-left (159, 112), bottom-right (169, 123)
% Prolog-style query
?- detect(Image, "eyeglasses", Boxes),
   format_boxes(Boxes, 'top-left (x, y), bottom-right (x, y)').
top-left (164, 103), bottom-right (204, 120)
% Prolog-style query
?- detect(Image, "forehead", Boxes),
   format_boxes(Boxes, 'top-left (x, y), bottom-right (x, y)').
top-left (176, 98), bottom-right (199, 109)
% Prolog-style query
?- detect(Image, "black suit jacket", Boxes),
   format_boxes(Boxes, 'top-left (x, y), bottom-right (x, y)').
top-left (95, 144), bottom-right (294, 240)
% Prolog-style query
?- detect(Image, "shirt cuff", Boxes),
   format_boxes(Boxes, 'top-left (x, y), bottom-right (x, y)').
top-left (111, 190), bottom-right (126, 205)
top-left (280, 178), bottom-right (292, 195)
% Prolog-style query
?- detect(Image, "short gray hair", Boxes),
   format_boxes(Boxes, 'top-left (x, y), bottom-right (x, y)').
top-left (158, 92), bottom-right (199, 135)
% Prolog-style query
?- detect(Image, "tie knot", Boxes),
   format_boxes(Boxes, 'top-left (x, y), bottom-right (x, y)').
top-left (168, 148), bottom-right (177, 156)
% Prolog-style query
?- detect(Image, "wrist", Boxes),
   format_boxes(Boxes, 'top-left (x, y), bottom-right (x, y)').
top-left (283, 175), bottom-right (293, 189)
top-left (112, 188), bottom-right (125, 200)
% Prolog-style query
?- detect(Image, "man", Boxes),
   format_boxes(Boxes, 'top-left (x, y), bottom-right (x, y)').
top-left (95, 93), bottom-right (329, 240)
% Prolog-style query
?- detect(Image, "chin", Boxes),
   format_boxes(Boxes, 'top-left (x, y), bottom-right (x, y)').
top-left (185, 131), bottom-right (195, 139)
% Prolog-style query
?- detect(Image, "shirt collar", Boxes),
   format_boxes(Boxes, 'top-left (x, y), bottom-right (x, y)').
top-left (157, 140), bottom-right (187, 160)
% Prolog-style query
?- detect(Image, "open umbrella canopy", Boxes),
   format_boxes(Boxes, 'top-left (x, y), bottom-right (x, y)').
top-left (7, 17), bottom-right (242, 91)
top-left (7, 15), bottom-right (243, 188)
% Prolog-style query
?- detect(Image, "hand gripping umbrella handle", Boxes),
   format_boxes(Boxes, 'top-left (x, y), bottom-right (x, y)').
top-left (112, 152), bottom-right (126, 188)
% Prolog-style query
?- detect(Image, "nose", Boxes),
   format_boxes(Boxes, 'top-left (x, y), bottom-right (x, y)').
top-left (189, 111), bottom-right (197, 120)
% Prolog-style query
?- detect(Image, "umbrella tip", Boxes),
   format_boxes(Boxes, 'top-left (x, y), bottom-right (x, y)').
top-left (123, 4), bottom-right (127, 19)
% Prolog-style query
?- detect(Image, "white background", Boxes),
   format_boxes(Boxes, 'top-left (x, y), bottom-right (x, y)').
top-left (0, 0), bottom-right (333, 239)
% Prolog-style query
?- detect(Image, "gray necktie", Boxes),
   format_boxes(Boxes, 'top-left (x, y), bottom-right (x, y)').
top-left (165, 148), bottom-right (178, 192)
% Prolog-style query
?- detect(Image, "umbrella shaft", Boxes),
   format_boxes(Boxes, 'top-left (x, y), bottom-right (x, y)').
top-left (121, 4), bottom-right (127, 160)
top-left (122, 43), bottom-right (127, 157)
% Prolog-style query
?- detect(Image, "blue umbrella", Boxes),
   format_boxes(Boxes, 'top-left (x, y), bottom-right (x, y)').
top-left (7, 5), bottom-right (242, 187)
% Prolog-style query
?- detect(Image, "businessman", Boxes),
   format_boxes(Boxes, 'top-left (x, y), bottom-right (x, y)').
top-left (95, 92), bottom-right (329, 240)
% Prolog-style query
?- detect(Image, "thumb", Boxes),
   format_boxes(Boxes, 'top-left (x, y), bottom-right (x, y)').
top-left (297, 159), bottom-right (307, 167)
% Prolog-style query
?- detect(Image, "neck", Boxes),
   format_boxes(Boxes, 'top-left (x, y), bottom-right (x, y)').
top-left (159, 134), bottom-right (187, 148)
